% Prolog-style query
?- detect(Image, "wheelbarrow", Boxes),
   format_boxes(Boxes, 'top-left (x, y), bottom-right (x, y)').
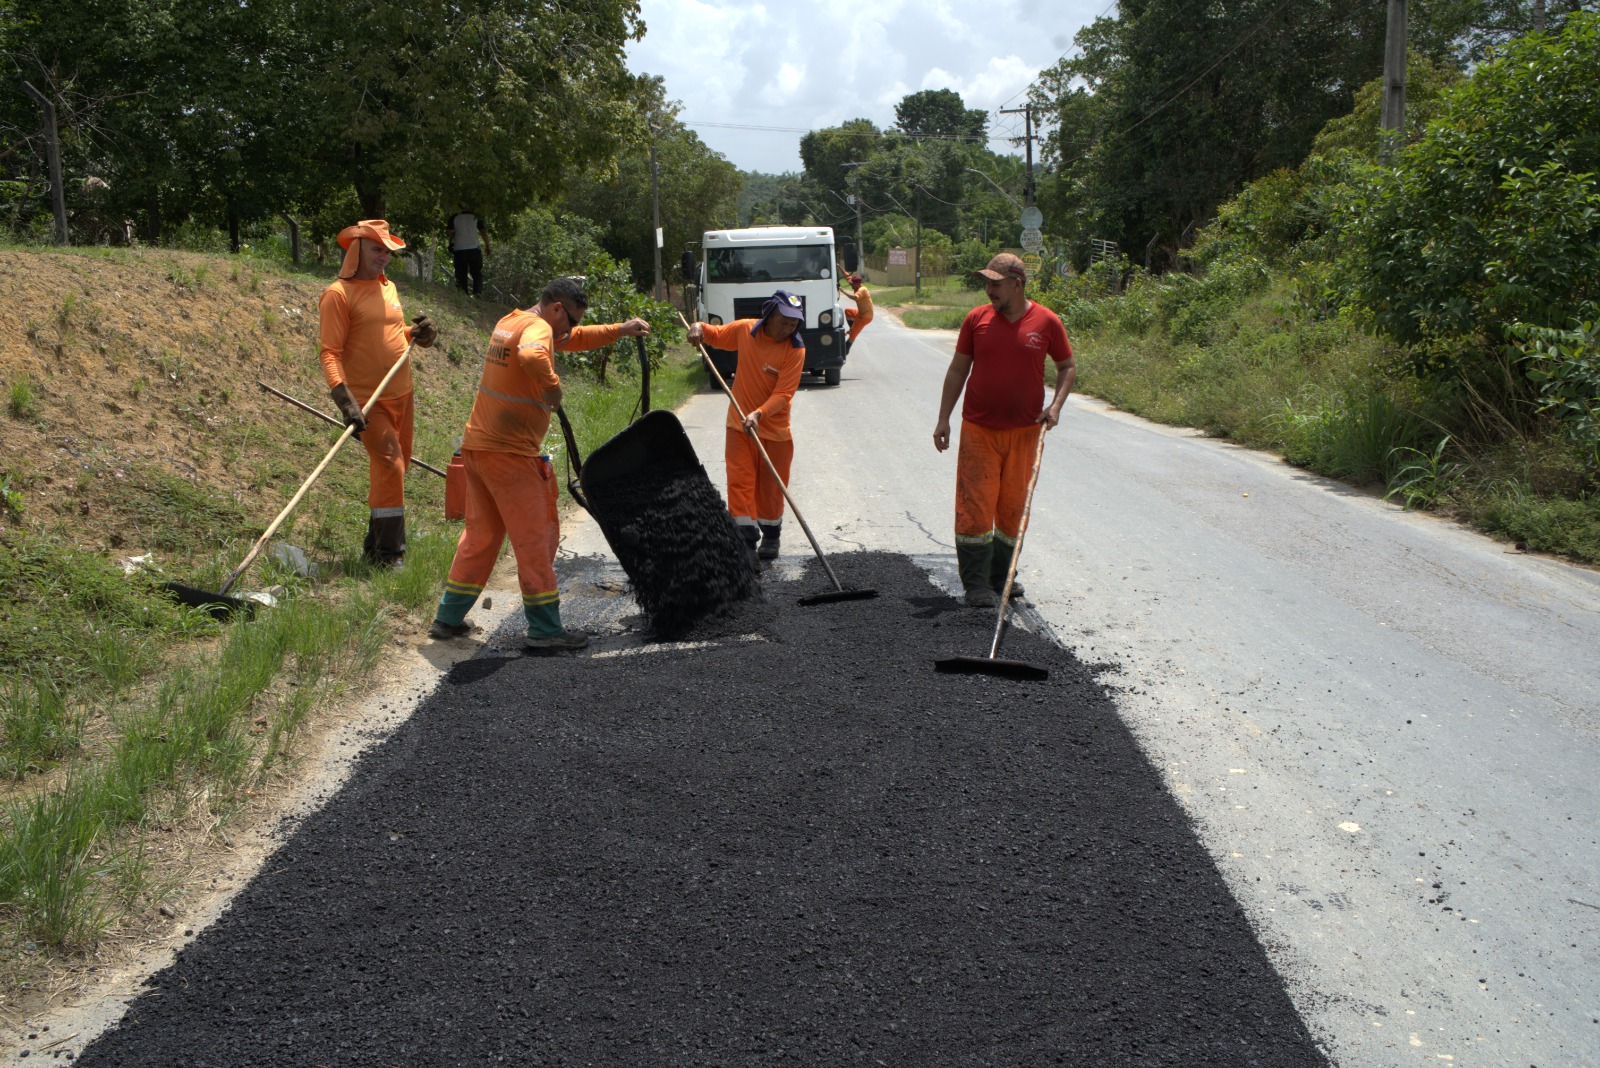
top-left (555, 338), bottom-right (757, 637)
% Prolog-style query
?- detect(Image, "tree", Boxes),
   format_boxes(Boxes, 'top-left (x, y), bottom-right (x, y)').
top-left (298, 0), bottom-right (646, 229)
top-left (1029, 0), bottom-right (1497, 268)
top-left (561, 76), bottom-right (741, 289)
top-left (799, 119), bottom-right (882, 202)
top-left (1344, 12), bottom-right (1600, 357)
top-left (894, 89), bottom-right (987, 140)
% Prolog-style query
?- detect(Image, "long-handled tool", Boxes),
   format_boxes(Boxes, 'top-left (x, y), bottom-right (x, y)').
top-left (935, 426), bottom-right (1050, 681)
top-left (163, 346), bottom-right (415, 617)
top-left (256, 381), bottom-right (446, 478)
top-left (678, 311), bottom-right (876, 607)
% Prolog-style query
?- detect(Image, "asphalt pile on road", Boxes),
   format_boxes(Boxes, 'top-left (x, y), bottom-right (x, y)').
top-left (76, 552), bottom-right (1327, 1067)
top-left (584, 465), bottom-right (759, 639)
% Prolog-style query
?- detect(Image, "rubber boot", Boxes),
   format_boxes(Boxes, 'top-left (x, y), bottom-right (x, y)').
top-left (524, 600), bottom-right (587, 650)
top-left (989, 533), bottom-right (1024, 598)
top-left (738, 524), bottom-right (761, 570)
top-left (757, 522), bottom-right (782, 561)
top-left (956, 538), bottom-right (996, 606)
top-left (363, 512), bottom-right (407, 566)
top-left (431, 580), bottom-right (480, 639)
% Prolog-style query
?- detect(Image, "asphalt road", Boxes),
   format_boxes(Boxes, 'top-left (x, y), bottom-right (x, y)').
top-left (54, 308), bottom-right (1600, 1067)
top-left (681, 310), bottom-right (1597, 1067)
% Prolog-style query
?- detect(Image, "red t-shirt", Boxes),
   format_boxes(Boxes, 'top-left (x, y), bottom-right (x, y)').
top-left (956, 301), bottom-right (1073, 430)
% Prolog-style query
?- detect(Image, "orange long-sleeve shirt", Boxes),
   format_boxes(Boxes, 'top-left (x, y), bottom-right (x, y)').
top-left (318, 276), bottom-right (414, 402)
top-left (461, 309), bottom-right (622, 456)
top-left (848, 284), bottom-right (874, 324)
top-left (701, 319), bottom-right (804, 442)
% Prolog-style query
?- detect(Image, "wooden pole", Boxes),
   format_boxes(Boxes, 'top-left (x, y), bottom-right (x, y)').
top-left (1380, 0), bottom-right (1408, 158)
top-left (21, 81), bottom-right (68, 245)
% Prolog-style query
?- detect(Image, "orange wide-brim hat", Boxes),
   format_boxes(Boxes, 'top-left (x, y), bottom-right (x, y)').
top-left (337, 219), bottom-right (406, 251)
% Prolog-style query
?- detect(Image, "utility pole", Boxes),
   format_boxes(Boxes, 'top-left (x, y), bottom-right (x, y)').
top-left (999, 104), bottom-right (1037, 208)
top-left (648, 124), bottom-right (664, 301)
top-left (1533, 0), bottom-right (1546, 31)
top-left (913, 187), bottom-right (923, 297)
top-left (1380, 0), bottom-right (1408, 158)
top-left (21, 81), bottom-right (68, 245)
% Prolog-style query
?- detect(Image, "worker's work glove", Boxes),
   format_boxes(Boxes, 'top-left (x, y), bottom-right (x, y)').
top-left (330, 383), bottom-right (367, 436)
top-left (411, 314), bottom-right (438, 348)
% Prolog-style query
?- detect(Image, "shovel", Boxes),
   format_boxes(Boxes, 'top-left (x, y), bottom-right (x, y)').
top-left (678, 311), bottom-right (876, 607)
top-left (935, 425), bottom-right (1050, 681)
top-left (163, 345), bottom-right (415, 618)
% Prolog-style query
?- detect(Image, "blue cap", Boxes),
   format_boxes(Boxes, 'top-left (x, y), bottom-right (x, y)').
top-left (753, 290), bottom-right (806, 347)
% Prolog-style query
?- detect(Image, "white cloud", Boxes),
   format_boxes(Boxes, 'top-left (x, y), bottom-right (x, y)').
top-left (627, 0), bottom-right (1106, 173)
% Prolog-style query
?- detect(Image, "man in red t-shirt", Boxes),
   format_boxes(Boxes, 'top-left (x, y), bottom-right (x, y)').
top-left (933, 253), bottom-right (1076, 607)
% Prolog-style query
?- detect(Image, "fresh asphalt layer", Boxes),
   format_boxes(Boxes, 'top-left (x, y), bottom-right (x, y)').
top-left (75, 554), bottom-right (1325, 1066)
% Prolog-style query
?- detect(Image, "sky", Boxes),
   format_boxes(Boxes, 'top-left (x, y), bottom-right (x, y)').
top-left (624, 0), bottom-right (1111, 175)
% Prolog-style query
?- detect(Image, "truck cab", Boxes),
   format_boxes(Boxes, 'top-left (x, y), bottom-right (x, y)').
top-left (693, 226), bottom-right (848, 386)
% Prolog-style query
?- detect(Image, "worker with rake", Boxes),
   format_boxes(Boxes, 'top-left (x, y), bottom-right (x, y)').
top-left (933, 253), bottom-right (1075, 607)
top-left (429, 278), bottom-right (650, 651)
top-left (318, 219), bottom-right (438, 567)
top-left (687, 291), bottom-right (806, 566)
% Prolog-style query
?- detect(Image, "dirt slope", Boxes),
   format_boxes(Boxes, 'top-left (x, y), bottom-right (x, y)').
top-left (0, 247), bottom-right (495, 555)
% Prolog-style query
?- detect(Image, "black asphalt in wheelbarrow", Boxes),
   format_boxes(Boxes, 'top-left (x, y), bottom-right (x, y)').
top-left (565, 407), bottom-right (758, 639)
top-left (74, 553), bottom-right (1327, 1068)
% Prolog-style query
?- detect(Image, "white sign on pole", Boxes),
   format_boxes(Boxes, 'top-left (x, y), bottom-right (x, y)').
top-left (1020, 227), bottom-right (1044, 251)
top-left (655, 227), bottom-right (664, 249)
top-left (1020, 206), bottom-right (1043, 230)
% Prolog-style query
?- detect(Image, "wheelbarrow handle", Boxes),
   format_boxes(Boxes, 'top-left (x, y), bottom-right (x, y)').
top-left (555, 405), bottom-right (590, 512)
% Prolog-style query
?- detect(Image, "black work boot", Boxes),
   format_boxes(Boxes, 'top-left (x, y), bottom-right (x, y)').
top-left (738, 524), bottom-right (761, 571)
top-left (956, 539), bottom-right (995, 606)
top-left (757, 522), bottom-right (782, 561)
top-left (363, 512), bottom-right (407, 567)
top-left (989, 535), bottom-right (1024, 599)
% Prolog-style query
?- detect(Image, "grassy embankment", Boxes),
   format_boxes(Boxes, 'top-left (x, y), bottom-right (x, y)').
top-left (0, 245), bottom-right (700, 982)
top-left (876, 273), bottom-right (1600, 564)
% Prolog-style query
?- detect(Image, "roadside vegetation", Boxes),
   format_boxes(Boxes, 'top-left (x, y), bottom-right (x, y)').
top-left (0, 241), bottom-right (701, 994)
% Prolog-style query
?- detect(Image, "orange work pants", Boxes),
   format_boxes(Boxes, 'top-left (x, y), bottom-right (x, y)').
top-left (361, 392), bottom-right (413, 512)
top-left (725, 428), bottom-right (793, 530)
top-left (445, 449), bottom-right (560, 607)
top-left (846, 307), bottom-right (872, 343)
top-left (955, 420), bottom-right (1041, 541)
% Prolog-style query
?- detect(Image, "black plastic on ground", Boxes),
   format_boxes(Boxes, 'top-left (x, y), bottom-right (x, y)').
top-left (78, 553), bottom-right (1327, 1067)
top-left (582, 464), bottom-right (758, 639)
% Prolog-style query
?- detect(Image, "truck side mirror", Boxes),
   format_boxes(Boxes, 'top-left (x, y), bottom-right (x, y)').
top-left (843, 242), bottom-right (859, 272)
top-left (679, 251), bottom-right (697, 281)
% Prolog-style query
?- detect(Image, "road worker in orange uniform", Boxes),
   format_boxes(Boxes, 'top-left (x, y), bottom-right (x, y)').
top-left (429, 277), bottom-right (650, 650)
top-left (933, 253), bottom-right (1075, 608)
top-left (841, 273), bottom-right (874, 346)
top-left (318, 219), bottom-right (437, 566)
top-left (686, 291), bottom-right (806, 565)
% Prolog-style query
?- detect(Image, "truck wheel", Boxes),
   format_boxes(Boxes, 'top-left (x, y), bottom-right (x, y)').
top-left (824, 367), bottom-right (841, 386)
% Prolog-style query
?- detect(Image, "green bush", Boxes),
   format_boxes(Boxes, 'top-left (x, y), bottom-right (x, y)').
top-left (1341, 13), bottom-right (1600, 353)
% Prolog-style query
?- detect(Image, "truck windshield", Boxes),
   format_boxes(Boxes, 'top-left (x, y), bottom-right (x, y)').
top-left (707, 245), bottom-right (831, 283)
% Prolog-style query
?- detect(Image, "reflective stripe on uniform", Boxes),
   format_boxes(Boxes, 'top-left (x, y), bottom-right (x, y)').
top-left (478, 384), bottom-right (552, 411)
top-left (370, 505), bottom-right (406, 518)
top-left (522, 590), bottom-right (559, 607)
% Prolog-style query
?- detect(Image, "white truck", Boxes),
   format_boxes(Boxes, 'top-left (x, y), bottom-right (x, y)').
top-left (692, 226), bottom-right (849, 386)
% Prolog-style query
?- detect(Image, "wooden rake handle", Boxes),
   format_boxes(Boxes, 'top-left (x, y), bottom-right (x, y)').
top-left (676, 312), bottom-right (845, 593)
top-left (220, 344), bottom-right (415, 595)
top-left (987, 423), bottom-right (1048, 661)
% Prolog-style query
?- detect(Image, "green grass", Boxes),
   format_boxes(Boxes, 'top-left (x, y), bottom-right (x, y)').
top-left (7, 379), bottom-right (37, 420)
top-left (1051, 270), bottom-right (1600, 564)
top-left (871, 277), bottom-right (984, 311)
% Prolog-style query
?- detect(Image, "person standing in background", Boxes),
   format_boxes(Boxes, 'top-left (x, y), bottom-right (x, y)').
top-left (447, 206), bottom-right (490, 297)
